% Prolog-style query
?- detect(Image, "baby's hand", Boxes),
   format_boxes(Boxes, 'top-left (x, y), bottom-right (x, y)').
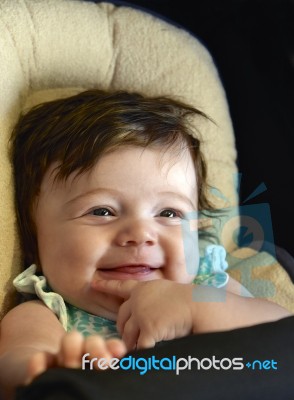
top-left (26, 331), bottom-right (127, 384)
top-left (93, 279), bottom-right (194, 351)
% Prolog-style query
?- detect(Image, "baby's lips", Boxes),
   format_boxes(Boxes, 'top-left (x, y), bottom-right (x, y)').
top-left (102, 265), bottom-right (154, 273)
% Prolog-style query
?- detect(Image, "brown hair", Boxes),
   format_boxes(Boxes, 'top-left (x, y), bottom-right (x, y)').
top-left (10, 89), bottom-right (213, 266)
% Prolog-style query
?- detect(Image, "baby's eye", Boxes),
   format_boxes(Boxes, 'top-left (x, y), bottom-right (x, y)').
top-left (89, 207), bottom-right (113, 216)
top-left (159, 209), bottom-right (181, 218)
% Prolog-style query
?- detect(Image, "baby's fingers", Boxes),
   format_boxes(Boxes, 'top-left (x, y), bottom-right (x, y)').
top-left (84, 335), bottom-right (116, 370)
top-left (82, 336), bottom-right (127, 371)
top-left (136, 332), bottom-right (156, 350)
top-left (58, 330), bottom-right (84, 368)
top-left (116, 299), bottom-right (132, 335)
top-left (105, 338), bottom-right (127, 359)
top-left (121, 319), bottom-right (140, 352)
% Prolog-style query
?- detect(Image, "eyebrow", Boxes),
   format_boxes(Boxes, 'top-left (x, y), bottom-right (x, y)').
top-left (64, 188), bottom-right (121, 207)
top-left (158, 191), bottom-right (197, 210)
top-left (65, 188), bottom-right (197, 210)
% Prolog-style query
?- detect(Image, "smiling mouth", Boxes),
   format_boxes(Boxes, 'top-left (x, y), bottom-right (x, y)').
top-left (100, 265), bottom-right (158, 274)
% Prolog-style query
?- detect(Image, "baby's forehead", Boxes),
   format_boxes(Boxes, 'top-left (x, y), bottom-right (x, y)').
top-left (39, 146), bottom-right (198, 203)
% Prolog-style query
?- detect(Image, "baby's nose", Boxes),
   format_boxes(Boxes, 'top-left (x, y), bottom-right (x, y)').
top-left (115, 219), bottom-right (158, 247)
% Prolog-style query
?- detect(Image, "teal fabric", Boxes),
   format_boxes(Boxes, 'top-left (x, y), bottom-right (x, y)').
top-left (66, 303), bottom-right (119, 339)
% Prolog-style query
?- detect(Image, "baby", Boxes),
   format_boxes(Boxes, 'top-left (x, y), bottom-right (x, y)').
top-left (0, 90), bottom-right (290, 397)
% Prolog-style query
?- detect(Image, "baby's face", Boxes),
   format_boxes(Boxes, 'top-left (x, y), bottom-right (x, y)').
top-left (34, 145), bottom-right (199, 319)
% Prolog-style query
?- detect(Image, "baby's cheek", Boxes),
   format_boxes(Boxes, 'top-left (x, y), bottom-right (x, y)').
top-left (181, 229), bottom-right (199, 273)
top-left (40, 232), bottom-right (87, 277)
top-left (162, 232), bottom-right (199, 283)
